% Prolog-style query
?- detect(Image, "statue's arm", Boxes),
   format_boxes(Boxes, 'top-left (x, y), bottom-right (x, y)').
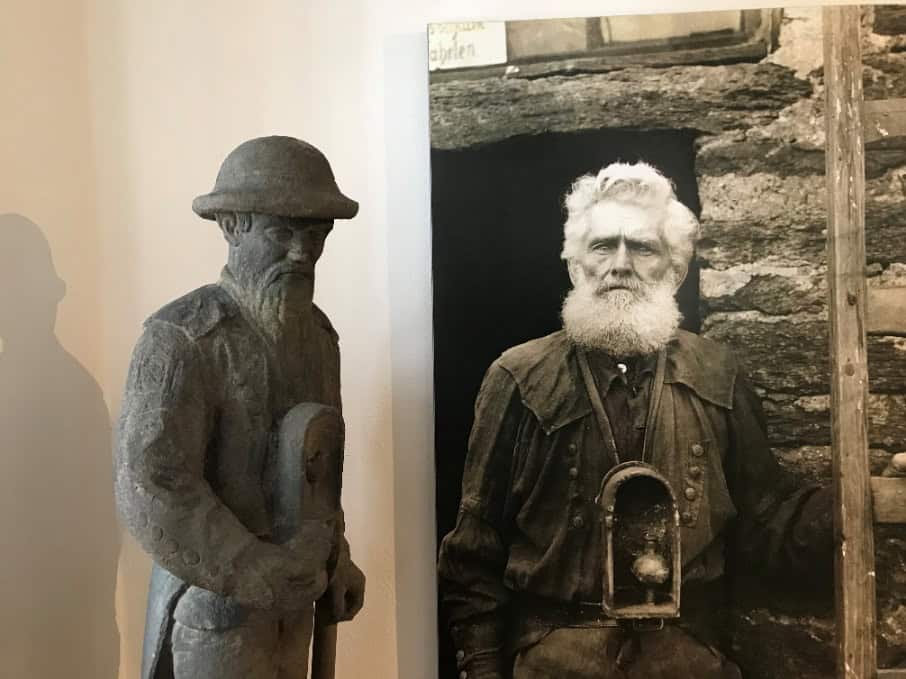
top-left (114, 321), bottom-right (324, 609)
top-left (727, 371), bottom-right (834, 582)
top-left (438, 362), bottom-right (521, 679)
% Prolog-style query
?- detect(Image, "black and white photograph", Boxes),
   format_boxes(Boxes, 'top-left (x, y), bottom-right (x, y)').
top-left (430, 7), bottom-right (906, 679)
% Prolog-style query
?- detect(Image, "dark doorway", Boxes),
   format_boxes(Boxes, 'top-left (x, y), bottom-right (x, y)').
top-left (431, 128), bottom-right (702, 679)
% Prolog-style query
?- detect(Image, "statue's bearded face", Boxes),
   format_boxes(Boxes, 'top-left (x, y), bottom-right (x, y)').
top-left (226, 213), bottom-right (333, 313)
top-left (562, 201), bottom-right (682, 356)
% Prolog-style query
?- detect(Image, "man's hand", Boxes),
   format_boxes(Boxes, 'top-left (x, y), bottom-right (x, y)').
top-left (326, 553), bottom-right (366, 623)
top-left (233, 520), bottom-right (334, 611)
top-left (882, 452), bottom-right (906, 477)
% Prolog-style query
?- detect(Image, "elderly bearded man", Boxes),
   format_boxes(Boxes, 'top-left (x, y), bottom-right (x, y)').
top-left (115, 137), bottom-right (365, 679)
top-left (438, 162), bottom-right (833, 679)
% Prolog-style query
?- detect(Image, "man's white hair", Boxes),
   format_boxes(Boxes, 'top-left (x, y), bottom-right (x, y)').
top-left (561, 162), bottom-right (700, 275)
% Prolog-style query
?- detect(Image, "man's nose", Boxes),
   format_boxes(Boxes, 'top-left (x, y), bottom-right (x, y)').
top-left (610, 242), bottom-right (632, 274)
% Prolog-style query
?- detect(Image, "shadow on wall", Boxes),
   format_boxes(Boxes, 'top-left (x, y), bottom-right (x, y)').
top-left (0, 214), bottom-right (120, 677)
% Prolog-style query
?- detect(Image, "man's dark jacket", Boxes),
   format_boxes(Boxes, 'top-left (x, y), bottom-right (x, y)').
top-left (438, 329), bottom-right (831, 677)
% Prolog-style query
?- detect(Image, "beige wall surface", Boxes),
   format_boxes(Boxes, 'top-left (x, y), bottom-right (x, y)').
top-left (0, 1), bottom-right (867, 679)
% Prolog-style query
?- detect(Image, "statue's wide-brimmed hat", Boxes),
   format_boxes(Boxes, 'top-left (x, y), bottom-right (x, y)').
top-left (192, 136), bottom-right (358, 221)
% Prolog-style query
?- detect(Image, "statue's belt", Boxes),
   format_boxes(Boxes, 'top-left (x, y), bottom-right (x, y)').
top-left (513, 595), bottom-right (672, 631)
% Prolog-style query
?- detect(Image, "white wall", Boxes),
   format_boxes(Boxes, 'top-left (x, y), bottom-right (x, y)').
top-left (0, 1), bottom-right (863, 678)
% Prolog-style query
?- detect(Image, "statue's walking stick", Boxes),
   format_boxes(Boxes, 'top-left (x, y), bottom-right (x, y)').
top-left (272, 403), bottom-right (344, 679)
top-left (310, 603), bottom-right (337, 679)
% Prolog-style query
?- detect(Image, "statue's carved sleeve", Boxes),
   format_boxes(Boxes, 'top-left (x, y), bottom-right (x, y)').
top-left (114, 320), bottom-right (272, 607)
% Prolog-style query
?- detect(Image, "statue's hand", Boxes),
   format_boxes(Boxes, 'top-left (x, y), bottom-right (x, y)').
top-left (233, 520), bottom-right (333, 611)
top-left (326, 555), bottom-right (366, 623)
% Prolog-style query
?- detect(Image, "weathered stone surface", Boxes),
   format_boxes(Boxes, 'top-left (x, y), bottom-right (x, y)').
top-left (696, 138), bottom-right (826, 177)
top-left (863, 52), bottom-right (906, 100)
top-left (766, 7), bottom-right (824, 80)
top-left (867, 137), bottom-right (906, 178)
top-left (745, 95), bottom-right (827, 150)
top-left (869, 286), bottom-right (906, 336)
top-left (877, 525), bottom-right (906, 668)
top-left (765, 394), bottom-right (906, 449)
top-left (730, 609), bottom-right (834, 679)
top-left (702, 314), bottom-right (906, 394)
top-left (727, 525), bottom-right (906, 674)
top-left (698, 201), bottom-right (906, 269)
top-left (430, 63), bottom-right (811, 149)
top-left (773, 445), bottom-right (893, 482)
top-left (873, 6), bottom-right (906, 37)
top-left (696, 134), bottom-right (906, 178)
top-left (700, 268), bottom-right (826, 315)
top-left (699, 172), bottom-right (825, 225)
top-left (700, 172), bottom-right (906, 227)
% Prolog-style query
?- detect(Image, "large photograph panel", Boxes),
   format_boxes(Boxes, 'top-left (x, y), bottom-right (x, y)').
top-left (430, 8), bottom-right (906, 679)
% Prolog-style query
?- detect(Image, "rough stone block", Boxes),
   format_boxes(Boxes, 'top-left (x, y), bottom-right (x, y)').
top-left (699, 202), bottom-right (906, 270)
top-left (764, 394), bottom-right (906, 450)
top-left (696, 134), bottom-right (906, 178)
top-left (702, 314), bottom-right (906, 394)
top-left (873, 6), bottom-right (906, 37)
top-left (864, 53), bottom-right (906, 100)
top-left (730, 609), bottom-right (834, 679)
top-left (700, 267), bottom-right (826, 315)
top-left (773, 444), bottom-right (893, 481)
top-left (430, 63), bottom-right (811, 149)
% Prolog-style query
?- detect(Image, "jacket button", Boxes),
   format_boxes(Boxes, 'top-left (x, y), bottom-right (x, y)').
top-left (572, 515), bottom-right (585, 529)
top-left (689, 465), bottom-right (702, 478)
top-left (568, 443), bottom-right (577, 452)
top-left (691, 444), bottom-right (704, 456)
top-left (460, 672), bottom-right (468, 679)
top-left (456, 650), bottom-right (465, 661)
top-left (681, 511), bottom-right (693, 524)
top-left (150, 526), bottom-right (164, 541)
top-left (184, 550), bottom-right (201, 566)
top-left (685, 487), bottom-right (698, 501)
top-left (569, 467), bottom-right (579, 479)
top-left (163, 538), bottom-right (180, 554)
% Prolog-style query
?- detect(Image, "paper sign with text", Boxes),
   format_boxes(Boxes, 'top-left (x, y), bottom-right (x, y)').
top-left (428, 22), bottom-right (507, 71)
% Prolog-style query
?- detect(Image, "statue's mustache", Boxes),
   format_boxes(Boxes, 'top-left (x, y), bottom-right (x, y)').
top-left (264, 264), bottom-right (314, 287)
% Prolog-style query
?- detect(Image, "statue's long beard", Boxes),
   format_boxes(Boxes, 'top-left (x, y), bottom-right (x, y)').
top-left (561, 274), bottom-right (681, 356)
top-left (247, 274), bottom-right (313, 347)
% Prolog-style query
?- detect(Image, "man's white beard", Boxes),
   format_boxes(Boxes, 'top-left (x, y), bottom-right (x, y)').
top-left (561, 273), bottom-right (681, 357)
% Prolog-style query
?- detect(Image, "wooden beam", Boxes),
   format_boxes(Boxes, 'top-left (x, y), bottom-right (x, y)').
top-left (872, 477), bottom-right (906, 523)
top-left (824, 7), bottom-right (877, 679)
top-left (864, 99), bottom-right (906, 143)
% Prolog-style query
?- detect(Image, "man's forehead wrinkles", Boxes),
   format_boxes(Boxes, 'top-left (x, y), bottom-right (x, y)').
top-left (585, 221), bottom-right (662, 243)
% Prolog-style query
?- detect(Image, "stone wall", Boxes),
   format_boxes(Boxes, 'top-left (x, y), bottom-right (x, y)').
top-left (697, 7), bottom-right (906, 674)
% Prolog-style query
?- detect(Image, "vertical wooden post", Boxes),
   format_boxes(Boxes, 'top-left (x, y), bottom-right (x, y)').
top-left (823, 6), bottom-right (877, 679)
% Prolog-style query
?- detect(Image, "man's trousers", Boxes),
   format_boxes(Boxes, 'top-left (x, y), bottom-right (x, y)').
top-left (513, 625), bottom-right (742, 679)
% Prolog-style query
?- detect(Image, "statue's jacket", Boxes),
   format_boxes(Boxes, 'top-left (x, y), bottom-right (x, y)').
top-left (437, 329), bottom-right (832, 675)
top-left (114, 277), bottom-right (341, 679)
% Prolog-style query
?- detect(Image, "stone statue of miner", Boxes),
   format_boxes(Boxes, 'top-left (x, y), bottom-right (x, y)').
top-left (438, 162), bottom-right (834, 679)
top-left (115, 136), bottom-right (365, 679)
